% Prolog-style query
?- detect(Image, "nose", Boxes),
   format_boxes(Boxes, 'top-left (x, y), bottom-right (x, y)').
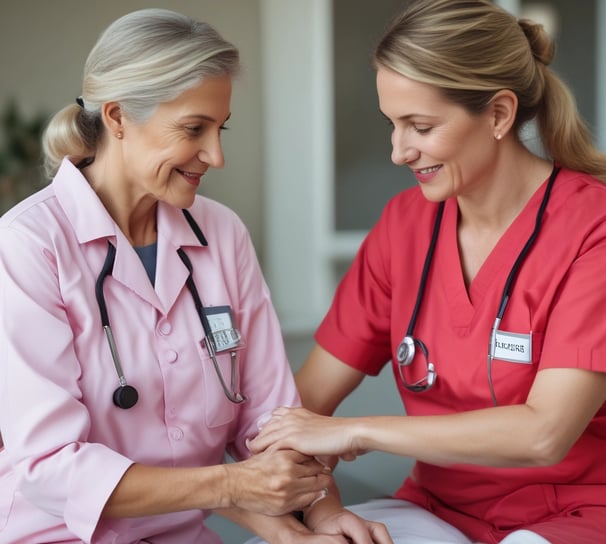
top-left (391, 130), bottom-right (419, 166)
top-left (197, 132), bottom-right (225, 169)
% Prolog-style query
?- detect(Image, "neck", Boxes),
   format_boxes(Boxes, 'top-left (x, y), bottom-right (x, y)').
top-left (455, 143), bottom-right (552, 288)
top-left (457, 144), bottom-right (552, 233)
top-left (81, 158), bottom-right (158, 246)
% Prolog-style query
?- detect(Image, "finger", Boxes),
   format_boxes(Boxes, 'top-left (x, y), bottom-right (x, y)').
top-left (285, 472), bottom-right (333, 511)
top-left (272, 405), bottom-right (299, 417)
top-left (248, 427), bottom-right (287, 453)
top-left (295, 460), bottom-right (333, 480)
top-left (281, 449), bottom-right (319, 464)
top-left (247, 431), bottom-right (279, 453)
top-left (309, 487), bottom-right (328, 507)
top-left (368, 522), bottom-right (393, 544)
top-left (340, 452), bottom-right (357, 462)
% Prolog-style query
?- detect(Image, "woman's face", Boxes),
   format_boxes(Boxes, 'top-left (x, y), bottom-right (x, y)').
top-left (119, 76), bottom-right (232, 210)
top-left (376, 66), bottom-right (497, 202)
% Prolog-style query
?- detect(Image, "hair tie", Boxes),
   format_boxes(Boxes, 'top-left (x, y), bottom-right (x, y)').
top-left (76, 96), bottom-right (85, 108)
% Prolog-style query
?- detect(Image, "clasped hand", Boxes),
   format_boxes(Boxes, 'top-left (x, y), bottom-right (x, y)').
top-left (249, 407), bottom-right (365, 462)
top-left (249, 408), bottom-right (390, 543)
top-left (227, 448), bottom-right (332, 515)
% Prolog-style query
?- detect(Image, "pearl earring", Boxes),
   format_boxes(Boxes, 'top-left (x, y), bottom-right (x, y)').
top-left (116, 132), bottom-right (123, 140)
top-left (495, 133), bottom-right (502, 141)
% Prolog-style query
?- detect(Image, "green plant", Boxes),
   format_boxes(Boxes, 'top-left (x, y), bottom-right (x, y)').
top-left (0, 98), bottom-right (48, 213)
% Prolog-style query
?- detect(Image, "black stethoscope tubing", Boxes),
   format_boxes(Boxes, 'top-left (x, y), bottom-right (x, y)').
top-left (95, 209), bottom-right (247, 409)
top-left (176, 246), bottom-right (246, 404)
top-left (95, 242), bottom-right (140, 409)
top-left (398, 164), bottom-right (560, 404)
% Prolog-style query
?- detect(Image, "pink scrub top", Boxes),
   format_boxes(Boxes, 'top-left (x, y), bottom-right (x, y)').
top-left (315, 168), bottom-right (606, 542)
top-left (0, 158), bottom-right (299, 543)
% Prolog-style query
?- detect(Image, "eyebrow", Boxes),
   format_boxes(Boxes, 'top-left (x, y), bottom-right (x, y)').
top-left (379, 110), bottom-right (435, 122)
top-left (183, 113), bottom-right (232, 124)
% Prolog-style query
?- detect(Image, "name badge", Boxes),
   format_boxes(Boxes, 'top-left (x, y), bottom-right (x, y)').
top-left (204, 305), bottom-right (244, 352)
top-left (491, 330), bottom-right (532, 364)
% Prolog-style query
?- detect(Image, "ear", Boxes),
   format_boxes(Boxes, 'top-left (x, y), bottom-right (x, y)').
top-left (101, 102), bottom-right (124, 139)
top-left (488, 89), bottom-right (517, 140)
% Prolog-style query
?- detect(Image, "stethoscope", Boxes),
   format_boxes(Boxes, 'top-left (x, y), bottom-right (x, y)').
top-left (396, 165), bottom-right (560, 404)
top-left (95, 209), bottom-right (247, 409)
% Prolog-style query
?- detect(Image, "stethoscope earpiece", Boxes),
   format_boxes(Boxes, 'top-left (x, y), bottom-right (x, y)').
top-left (113, 385), bottom-right (139, 409)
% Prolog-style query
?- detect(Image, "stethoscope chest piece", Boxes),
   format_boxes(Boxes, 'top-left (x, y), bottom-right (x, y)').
top-left (397, 336), bottom-right (416, 365)
top-left (113, 384), bottom-right (139, 409)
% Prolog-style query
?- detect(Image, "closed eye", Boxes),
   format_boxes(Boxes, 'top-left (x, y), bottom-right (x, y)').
top-left (185, 125), bottom-right (203, 136)
top-left (413, 125), bottom-right (432, 134)
top-left (184, 123), bottom-right (229, 137)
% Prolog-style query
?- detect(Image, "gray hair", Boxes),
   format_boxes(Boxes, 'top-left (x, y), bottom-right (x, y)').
top-left (42, 8), bottom-right (240, 177)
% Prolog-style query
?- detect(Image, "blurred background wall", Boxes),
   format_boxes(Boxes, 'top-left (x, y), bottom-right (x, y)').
top-left (0, 1), bottom-right (602, 542)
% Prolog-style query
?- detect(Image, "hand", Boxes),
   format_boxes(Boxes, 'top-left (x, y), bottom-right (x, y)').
top-left (268, 530), bottom-right (350, 544)
top-left (225, 449), bottom-right (333, 516)
top-left (310, 508), bottom-right (393, 544)
top-left (249, 407), bottom-right (361, 459)
top-left (301, 492), bottom-right (393, 544)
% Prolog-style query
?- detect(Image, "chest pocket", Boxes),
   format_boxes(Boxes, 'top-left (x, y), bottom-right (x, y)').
top-left (197, 340), bottom-right (242, 428)
top-left (489, 331), bottom-right (545, 405)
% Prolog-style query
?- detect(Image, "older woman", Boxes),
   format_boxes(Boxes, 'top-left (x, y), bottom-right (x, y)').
top-left (0, 9), bottom-right (389, 544)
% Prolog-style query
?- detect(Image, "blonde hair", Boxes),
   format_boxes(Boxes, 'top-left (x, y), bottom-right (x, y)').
top-left (374, 0), bottom-right (606, 182)
top-left (42, 8), bottom-right (240, 177)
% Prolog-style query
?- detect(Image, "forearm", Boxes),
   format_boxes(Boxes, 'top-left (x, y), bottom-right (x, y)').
top-left (102, 463), bottom-right (230, 518)
top-left (354, 405), bottom-right (556, 467)
top-left (353, 369), bottom-right (606, 468)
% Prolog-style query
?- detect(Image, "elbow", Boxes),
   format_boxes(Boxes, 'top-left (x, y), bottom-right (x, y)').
top-left (526, 431), bottom-right (571, 467)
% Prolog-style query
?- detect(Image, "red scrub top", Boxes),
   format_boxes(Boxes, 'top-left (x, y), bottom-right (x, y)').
top-left (316, 168), bottom-right (606, 542)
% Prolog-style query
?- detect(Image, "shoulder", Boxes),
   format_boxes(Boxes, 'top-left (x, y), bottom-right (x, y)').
top-left (551, 168), bottom-right (606, 222)
top-left (1, 184), bottom-right (56, 227)
top-left (0, 185), bottom-right (62, 249)
top-left (556, 168), bottom-right (606, 198)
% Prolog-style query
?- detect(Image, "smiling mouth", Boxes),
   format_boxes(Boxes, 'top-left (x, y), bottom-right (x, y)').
top-left (416, 165), bottom-right (441, 174)
top-left (177, 169), bottom-right (204, 182)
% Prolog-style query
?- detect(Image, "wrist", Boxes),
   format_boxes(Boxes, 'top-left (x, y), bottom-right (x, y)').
top-left (219, 464), bottom-right (236, 509)
top-left (350, 417), bottom-right (370, 452)
top-left (303, 492), bottom-right (343, 531)
top-left (272, 515), bottom-right (312, 544)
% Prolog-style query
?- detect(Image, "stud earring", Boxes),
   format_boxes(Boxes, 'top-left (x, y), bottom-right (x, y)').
top-left (495, 133), bottom-right (502, 141)
top-left (116, 132), bottom-right (123, 140)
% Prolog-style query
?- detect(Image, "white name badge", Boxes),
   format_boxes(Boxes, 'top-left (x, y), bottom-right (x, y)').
top-left (204, 305), bottom-right (244, 352)
top-left (491, 330), bottom-right (532, 364)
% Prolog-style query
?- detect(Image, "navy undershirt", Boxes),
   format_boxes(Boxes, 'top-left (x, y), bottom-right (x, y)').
top-left (134, 242), bottom-right (158, 286)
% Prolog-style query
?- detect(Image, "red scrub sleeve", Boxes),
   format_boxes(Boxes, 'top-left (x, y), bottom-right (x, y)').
top-left (315, 213), bottom-right (395, 377)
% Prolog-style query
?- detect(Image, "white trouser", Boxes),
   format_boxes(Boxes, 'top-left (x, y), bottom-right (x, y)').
top-left (242, 498), bottom-right (551, 544)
